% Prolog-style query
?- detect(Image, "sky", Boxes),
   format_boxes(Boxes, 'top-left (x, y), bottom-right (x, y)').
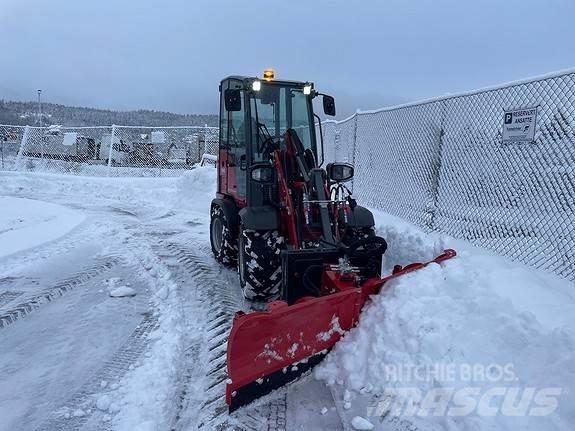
top-left (1, 0), bottom-right (575, 118)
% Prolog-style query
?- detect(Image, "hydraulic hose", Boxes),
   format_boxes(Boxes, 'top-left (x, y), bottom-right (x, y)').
top-left (302, 265), bottom-right (323, 297)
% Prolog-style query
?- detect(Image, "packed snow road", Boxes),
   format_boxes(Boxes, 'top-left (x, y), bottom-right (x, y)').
top-left (0, 170), bottom-right (343, 431)
top-left (1, 168), bottom-right (573, 431)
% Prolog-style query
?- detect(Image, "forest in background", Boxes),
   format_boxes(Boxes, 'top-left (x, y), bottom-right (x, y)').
top-left (0, 100), bottom-right (218, 127)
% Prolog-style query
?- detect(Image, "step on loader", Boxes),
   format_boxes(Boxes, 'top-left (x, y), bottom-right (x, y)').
top-left (209, 70), bottom-right (456, 412)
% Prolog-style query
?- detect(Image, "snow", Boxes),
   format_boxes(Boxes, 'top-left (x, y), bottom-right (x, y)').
top-left (72, 408), bottom-right (86, 418)
top-left (175, 166), bottom-right (217, 211)
top-left (315, 210), bottom-right (575, 431)
top-left (104, 277), bottom-right (137, 297)
top-left (109, 286), bottom-right (137, 297)
top-left (108, 252), bottom-right (185, 431)
top-left (317, 315), bottom-right (346, 342)
top-left (0, 196), bottom-right (85, 258)
top-left (0, 170), bottom-right (193, 430)
top-left (351, 416), bottom-right (374, 430)
top-left (104, 166), bottom-right (217, 430)
top-left (96, 394), bottom-right (112, 411)
top-left (2, 164), bottom-right (573, 430)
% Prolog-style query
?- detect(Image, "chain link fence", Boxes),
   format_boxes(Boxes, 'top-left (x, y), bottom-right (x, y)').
top-left (319, 69), bottom-right (575, 281)
top-left (4, 71), bottom-right (575, 280)
top-left (0, 125), bottom-right (27, 171)
top-left (0, 124), bottom-right (219, 177)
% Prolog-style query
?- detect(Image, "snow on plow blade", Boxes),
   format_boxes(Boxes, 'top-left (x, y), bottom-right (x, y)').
top-left (226, 249), bottom-right (457, 411)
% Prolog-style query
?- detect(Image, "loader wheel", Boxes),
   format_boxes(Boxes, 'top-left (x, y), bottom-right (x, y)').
top-left (238, 227), bottom-right (284, 301)
top-left (210, 205), bottom-right (238, 267)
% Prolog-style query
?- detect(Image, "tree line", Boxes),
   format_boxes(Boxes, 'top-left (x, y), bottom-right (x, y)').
top-left (0, 100), bottom-right (218, 127)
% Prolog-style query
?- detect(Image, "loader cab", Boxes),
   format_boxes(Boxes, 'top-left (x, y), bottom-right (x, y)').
top-left (218, 74), bottom-right (334, 208)
top-left (212, 73), bottom-right (385, 308)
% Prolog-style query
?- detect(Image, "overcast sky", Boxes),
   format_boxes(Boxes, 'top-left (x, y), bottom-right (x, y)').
top-left (1, 0), bottom-right (574, 118)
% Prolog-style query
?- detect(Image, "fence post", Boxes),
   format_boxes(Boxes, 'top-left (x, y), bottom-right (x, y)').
top-left (427, 101), bottom-right (447, 231)
top-left (203, 124), bottom-right (208, 158)
top-left (15, 125), bottom-right (29, 170)
top-left (351, 112), bottom-right (359, 193)
top-left (107, 124), bottom-right (116, 176)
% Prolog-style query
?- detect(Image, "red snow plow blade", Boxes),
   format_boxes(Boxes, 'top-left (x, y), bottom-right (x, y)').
top-left (226, 249), bottom-right (456, 411)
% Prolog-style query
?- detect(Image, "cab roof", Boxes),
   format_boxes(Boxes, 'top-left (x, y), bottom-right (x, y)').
top-left (220, 76), bottom-right (310, 88)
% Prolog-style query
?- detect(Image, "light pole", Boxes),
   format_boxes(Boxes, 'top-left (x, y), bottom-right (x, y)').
top-left (37, 90), bottom-right (42, 127)
top-left (37, 89), bottom-right (43, 158)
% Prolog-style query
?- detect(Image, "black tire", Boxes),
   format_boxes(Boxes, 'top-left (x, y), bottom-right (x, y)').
top-left (210, 205), bottom-right (238, 267)
top-left (238, 226), bottom-right (284, 301)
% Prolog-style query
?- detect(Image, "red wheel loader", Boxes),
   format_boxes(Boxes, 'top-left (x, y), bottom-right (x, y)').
top-left (209, 71), bottom-right (456, 412)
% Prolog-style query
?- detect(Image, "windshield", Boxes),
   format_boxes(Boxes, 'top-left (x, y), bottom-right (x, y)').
top-left (249, 84), bottom-right (314, 161)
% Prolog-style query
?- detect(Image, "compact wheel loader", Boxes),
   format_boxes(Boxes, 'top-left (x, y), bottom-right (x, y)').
top-left (209, 70), bottom-right (456, 411)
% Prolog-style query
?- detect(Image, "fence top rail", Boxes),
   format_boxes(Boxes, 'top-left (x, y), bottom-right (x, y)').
top-left (23, 125), bottom-right (114, 130)
top-left (0, 124), bottom-right (27, 129)
top-left (324, 66), bottom-right (575, 125)
top-left (16, 124), bottom-right (218, 130)
top-left (112, 125), bottom-right (218, 130)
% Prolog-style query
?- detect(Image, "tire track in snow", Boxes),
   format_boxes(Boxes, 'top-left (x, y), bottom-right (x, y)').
top-left (0, 290), bottom-right (24, 307)
top-left (164, 241), bottom-right (289, 431)
top-left (35, 311), bottom-right (159, 431)
top-left (0, 256), bottom-right (120, 329)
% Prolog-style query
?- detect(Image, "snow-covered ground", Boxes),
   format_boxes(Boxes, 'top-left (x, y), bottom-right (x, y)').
top-left (0, 169), bottom-right (341, 431)
top-left (316, 211), bottom-right (575, 431)
top-left (0, 168), bottom-right (573, 431)
top-left (0, 196), bottom-right (85, 258)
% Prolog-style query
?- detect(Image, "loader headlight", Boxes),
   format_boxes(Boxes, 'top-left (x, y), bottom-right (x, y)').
top-left (252, 80), bottom-right (261, 92)
top-left (303, 85), bottom-right (312, 96)
top-left (327, 162), bottom-right (354, 183)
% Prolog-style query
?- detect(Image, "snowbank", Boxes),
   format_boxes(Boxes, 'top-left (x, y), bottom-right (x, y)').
top-left (0, 166), bottom-right (217, 217)
top-left (0, 196), bottom-right (85, 258)
top-left (175, 166), bottom-right (217, 212)
top-left (0, 171), bottom-right (180, 214)
top-left (99, 236), bottom-right (186, 431)
top-left (315, 210), bottom-right (575, 431)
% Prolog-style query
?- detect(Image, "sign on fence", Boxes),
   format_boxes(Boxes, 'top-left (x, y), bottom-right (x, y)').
top-left (502, 106), bottom-right (538, 143)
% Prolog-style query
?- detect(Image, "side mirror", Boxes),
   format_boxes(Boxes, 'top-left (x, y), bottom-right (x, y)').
top-left (323, 95), bottom-right (336, 116)
top-left (327, 162), bottom-right (353, 183)
top-left (250, 163), bottom-right (274, 183)
top-left (224, 89), bottom-right (242, 111)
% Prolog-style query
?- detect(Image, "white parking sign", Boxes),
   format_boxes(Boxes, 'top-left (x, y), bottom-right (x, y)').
top-left (502, 106), bottom-right (538, 143)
